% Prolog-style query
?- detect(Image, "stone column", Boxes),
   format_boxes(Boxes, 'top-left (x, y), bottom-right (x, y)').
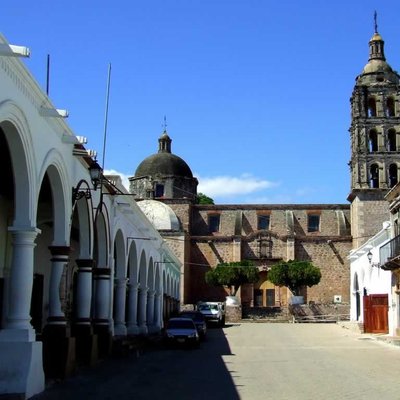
top-left (232, 237), bottom-right (241, 262)
top-left (138, 286), bottom-right (148, 335)
top-left (286, 237), bottom-right (295, 261)
top-left (42, 246), bottom-right (76, 380)
top-left (74, 259), bottom-right (94, 326)
top-left (126, 282), bottom-right (139, 335)
top-left (113, 277), bottom-right (128, 336)
top-left (146, 290), bottom-right (155, 332)
top-left (47, 246), bottom-right (70, 325)
top-left (73, 259), bottom-right (97, 366)
top-left (93, 268), bottom-right (112, 358)
top-left (0, 227), bottom-right (44, 399)
top-left (154, 292), bottom-right (162, 331)
top-left (93, 268), bottom-right (111, 325)
top-left (0, 227), bottom-right (40, 341)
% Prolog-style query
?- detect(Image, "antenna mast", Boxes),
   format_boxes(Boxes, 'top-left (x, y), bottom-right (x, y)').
top-left (101, 63), bottom-right (112, 171)
top-left (46, 54), bottom-right (50, 95)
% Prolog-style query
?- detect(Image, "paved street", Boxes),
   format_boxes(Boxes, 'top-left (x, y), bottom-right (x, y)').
top-left (32, 323), bottom-right (400, 400)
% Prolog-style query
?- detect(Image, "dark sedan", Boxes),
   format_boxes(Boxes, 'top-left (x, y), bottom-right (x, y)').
top-left (178, 311), bottom-right (207, 339)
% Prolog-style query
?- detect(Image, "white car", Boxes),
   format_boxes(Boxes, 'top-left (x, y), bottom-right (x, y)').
top-left (164, 317), bottom-right (200, 348)
top-left (197, 302), bottom-right (226, 326)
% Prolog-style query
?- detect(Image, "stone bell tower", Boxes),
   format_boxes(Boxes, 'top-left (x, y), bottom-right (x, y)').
top-left (348, 15), bottom-right (400, 248)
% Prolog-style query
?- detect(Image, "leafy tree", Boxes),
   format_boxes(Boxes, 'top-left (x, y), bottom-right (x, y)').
top-left (196, 193), bottom-right (214, 204)
top-left (268, 260), bottom-right (321, 296)
top-left (205, 260), bottom-right (259, 296)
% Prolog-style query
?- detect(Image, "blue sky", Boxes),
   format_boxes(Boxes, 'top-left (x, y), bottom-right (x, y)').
top-left (2, 1), bottom-right (400, 204)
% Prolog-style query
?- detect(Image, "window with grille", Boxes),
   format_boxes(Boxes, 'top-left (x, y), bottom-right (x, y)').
top-left (208, 215), bottom-right (220, 233)
top-left (308, 214), bottom-right (320, 232)
top-left (258, 215), bottom-right (270, 230)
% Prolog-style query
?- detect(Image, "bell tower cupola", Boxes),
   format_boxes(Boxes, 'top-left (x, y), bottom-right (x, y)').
top-left (369, 12), bottom-right (385, 62)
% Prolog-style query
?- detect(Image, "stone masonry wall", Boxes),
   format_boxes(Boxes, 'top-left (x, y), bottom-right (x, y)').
top-left (187, 205), bottom-right (352, 306)
top-left (350, 193), bottom-right (390, 248)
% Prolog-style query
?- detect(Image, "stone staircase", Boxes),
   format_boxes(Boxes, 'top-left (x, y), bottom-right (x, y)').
top-left (289, 303), bottom-right (350, 323)
top-left (241, 303), bottom-right (350, 323)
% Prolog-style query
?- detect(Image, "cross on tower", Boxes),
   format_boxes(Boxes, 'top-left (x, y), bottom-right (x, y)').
top-left (162, 116), bottom-right (167, 132)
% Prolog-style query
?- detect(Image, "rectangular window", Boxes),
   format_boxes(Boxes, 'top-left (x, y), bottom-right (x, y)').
top-left (258, 215), bottom-right (270, 230)
top-left (208, 215), bottom-right (220, 233)
top-left (155, 184), bottom-right (164, 198)
top-left (254, 289), bottom-right (263, 307)
top-left (266, 289), bottom-right (275, 307)
top-left (308, 214), bottom-right (320, 232)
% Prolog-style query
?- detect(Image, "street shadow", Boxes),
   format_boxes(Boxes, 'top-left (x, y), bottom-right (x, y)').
top-left (32, 327), bottom-right (240, 400)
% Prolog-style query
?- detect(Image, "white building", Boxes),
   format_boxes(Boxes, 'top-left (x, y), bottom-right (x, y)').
top-left (0, 33), bottom-right (181, 399)
top-left (349, 222), bottom-right (393, 334)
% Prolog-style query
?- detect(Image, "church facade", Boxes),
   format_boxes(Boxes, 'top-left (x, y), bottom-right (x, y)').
top-left (131, 22), bottom-right (400, 311)
top-left (131, 132), bottom-right (352, 308)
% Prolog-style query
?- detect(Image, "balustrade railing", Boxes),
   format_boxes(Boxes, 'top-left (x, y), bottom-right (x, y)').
top-left (380, 234), bottom-right (400, 265)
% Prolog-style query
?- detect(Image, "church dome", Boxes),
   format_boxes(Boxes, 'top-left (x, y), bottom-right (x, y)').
top-left (137, 200), bottom-right (180, 231)
top-left (134, 131), bottom-right (193, 178)
top-left (135, 152), bottom-right (193, 178)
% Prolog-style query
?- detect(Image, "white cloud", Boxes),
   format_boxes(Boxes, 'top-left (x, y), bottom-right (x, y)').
top-left (104, 169), bottom-right (130, 190)
top-left (196, 173), bottom-right (277, 198)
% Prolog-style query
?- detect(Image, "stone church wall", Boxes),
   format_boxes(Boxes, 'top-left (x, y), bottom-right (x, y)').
top-left (186, 205), bottom-right (352, 306)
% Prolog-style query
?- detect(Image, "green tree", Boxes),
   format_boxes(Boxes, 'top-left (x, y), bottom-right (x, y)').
top-left (196, 193), bottom-right (214, 204)
top-left (205, 260), bottom-right (259, 296)
top-left (268, 260), bottom-right (321, 296)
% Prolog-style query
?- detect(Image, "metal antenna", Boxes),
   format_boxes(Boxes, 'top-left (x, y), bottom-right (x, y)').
top-left (101, 63), bottom-right (112, 172)
top-left (46, 54), bottom-right (50, 95)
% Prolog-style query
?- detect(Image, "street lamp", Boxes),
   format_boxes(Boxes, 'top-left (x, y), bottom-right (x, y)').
top-left (72, 159), bottom-right (103, 202)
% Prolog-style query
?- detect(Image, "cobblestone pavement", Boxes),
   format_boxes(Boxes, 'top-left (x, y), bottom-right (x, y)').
top-left (32, 323), bottom-right (400, 400)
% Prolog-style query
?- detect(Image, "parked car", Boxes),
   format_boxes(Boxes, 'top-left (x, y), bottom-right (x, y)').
top-left (164, 317), bottom-right (200, 348)
top-left (178, 311), bottom-right (207, 339)
top-left (197, 301), bottom-right (226, 326)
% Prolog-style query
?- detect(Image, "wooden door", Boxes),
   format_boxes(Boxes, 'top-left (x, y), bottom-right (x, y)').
top-left (363, 294), bottom-right (388, 333)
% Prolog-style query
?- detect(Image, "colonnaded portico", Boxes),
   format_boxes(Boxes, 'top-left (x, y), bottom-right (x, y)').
top-left (0, 33), bottom-right (181, 399)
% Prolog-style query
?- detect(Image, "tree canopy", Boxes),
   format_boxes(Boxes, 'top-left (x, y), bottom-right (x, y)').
top-left (196, 193), bottom-right (214, 204)
top-left (205, 260), bottom-right (259, 296)
top-left (268, 260), bottom-right (321, 296)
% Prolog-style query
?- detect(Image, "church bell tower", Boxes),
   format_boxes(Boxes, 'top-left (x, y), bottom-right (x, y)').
top-left (348, 15), bottom-right (400, 247)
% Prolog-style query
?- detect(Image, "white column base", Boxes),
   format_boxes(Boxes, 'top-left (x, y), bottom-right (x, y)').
top-left (0, 341), bottom-right (44, 399)
top-left (127, 324), bottom-right (140, 336)
top-left (113, 324), bottom-right (127, 337)
top-left (139, 324), bottom-right (148, 335)
top-left (147, 325), bottom-right (160, 334)
top-left (0, 327), bottom-right (36, 342)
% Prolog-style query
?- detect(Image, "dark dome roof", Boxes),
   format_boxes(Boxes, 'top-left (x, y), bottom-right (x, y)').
top-left (135, 130), bottom-right (193, 178)
top-left (135, 152), bottom-right (193, 178)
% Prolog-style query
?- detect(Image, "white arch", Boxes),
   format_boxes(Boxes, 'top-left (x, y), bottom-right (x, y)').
top-left (0, 101), bottom-right (35, 227)
top-left (37, 153), bottom-right (70, 246)
top-left (114, 229), bottom-right (126, 278)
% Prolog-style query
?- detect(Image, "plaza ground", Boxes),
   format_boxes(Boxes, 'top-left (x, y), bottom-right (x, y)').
top-left (32, 323), bottom-right (400, 400)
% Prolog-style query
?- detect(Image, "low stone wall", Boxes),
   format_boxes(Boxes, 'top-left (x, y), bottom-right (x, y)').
top-left (242, 306), bottom-right (290, 321)
top-left (289, 303), bottom-right (350, 322)
top-left (226, 304), bottom-right (242, 323)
